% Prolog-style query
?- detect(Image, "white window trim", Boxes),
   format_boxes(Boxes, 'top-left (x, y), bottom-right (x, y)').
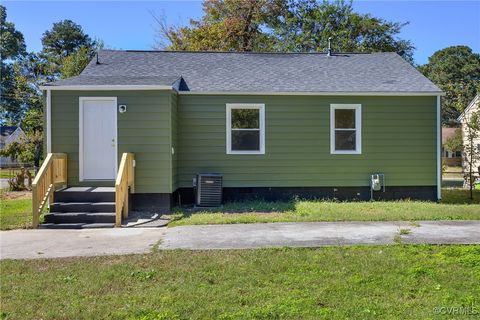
top-left (226, 103), bottom-right (265, 155)
top-left (79, 96), bottom-right (118, 181)
top-left (330, 104), bottom-right (362, 154)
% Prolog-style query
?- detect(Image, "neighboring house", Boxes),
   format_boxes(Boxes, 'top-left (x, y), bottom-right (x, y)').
top-left (442, 127), bottom-right (462, 166)
top-left (458, 95), bottom-right (480, 182)
top-left (40, 50), bottom-right (444, 217)
top-left (0, 126), bottom-right (26, 168)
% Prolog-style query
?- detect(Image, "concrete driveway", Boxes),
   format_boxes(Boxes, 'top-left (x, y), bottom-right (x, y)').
top-left (1, 221), bottom-right (479, 260)
top-left (161, 221), bottom-right (480, 250)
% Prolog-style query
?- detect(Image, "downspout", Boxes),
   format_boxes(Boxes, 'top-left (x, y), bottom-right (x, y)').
top-left (437, 95), bottom-right (441, 201)
top-left (46, 89), bottom-right (52, 153)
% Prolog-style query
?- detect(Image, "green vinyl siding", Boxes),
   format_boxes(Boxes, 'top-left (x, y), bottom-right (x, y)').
top-left (50, 90), bottom-right (173, 193)
top-left (177, 95), bottom-right (437, 188)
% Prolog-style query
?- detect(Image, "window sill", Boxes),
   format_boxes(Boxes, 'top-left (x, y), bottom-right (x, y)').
top-left (331, 150), bottom-right (362, 155)
top-left (227, 151), bottom-right (265, 155)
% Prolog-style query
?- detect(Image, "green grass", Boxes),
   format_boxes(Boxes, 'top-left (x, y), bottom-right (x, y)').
top-left (170, 189), bottom-right (480, 227)
top-left (0, 192), bottom-right (32, 230)
top-left (0, 168), bottom-right (34, 179)
top-left (1, 245), bottom-right (479, 319)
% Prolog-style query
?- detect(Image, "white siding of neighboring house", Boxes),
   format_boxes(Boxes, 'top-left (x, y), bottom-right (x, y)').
top-left (459, 95), bottom-right (480, 183)
top-left (0, 127), bottom-right (27, 168)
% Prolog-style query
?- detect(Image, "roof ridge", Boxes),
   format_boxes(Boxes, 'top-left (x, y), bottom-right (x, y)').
top-left (99, 49), bottom-right (395, 55)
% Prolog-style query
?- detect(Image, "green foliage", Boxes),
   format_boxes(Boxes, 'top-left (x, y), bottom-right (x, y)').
top-left (418, 46), bottom-right (480, 124)
top-left (41, 19), bottom-right (95, 61)
top-left (271, 0), bottom-right (414, 61)
top-left (444, 128), bottom-right (462, 153)
top-left (0, 5), bottom-right (26, 60)
top-left (0, 5), bottom-right (27, 125)
top-left (155, 0), bottom-right (414, 61)
top-left (60, 46), bottom-right (94, 78)
top-left (0, 130), bottom-right (42, 166)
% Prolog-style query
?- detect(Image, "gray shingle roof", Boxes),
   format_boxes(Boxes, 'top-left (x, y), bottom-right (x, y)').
top-left (45, 50), bottom-right (442, 93)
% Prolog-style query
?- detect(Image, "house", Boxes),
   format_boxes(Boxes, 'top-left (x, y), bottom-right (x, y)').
top-left (442, 127), bottom-right (462, 166)
top-left (37, 50), bottom-right (444, 227)
top-left (0, 126), bottom-right (26, 168)
top-left (458, 95), bottom-right (480, 184)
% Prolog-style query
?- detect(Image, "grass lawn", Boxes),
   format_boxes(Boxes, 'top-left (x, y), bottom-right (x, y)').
top-left (0, 190), bottom-right (32, 230)
top-left (1, 245), bottom-right (479, 319)
top-left (0, 168), bottom-right (34, 179)
top-left (170, 189), bottom-right (480, 227)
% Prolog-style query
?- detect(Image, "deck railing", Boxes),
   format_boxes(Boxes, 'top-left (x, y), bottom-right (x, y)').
top-left (32, 153), bottom-right (67, 227)
top-left (115, 153), bottom-right (135, 227)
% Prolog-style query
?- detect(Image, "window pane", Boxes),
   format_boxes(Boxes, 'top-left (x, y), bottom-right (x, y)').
top-left (232, 130), bottom-right (260, 151)
top-left (335, 130), bottom-right (356, 150)
top-left (232, 109), bottom-right (259, 129)
top-left (335, 109), bottom-right (355, 129)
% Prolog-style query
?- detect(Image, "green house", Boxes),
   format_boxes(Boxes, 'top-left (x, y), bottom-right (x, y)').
top-left (38, 50), bottom-right (443, 226)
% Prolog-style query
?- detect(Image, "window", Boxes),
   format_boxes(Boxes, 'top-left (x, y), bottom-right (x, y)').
top-left (330, 104), bottom-right (361, 154)
top-left (226, 103), bottom-right (265, 154)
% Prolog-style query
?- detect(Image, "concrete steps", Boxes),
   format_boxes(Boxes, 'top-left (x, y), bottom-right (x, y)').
top-left (41, 187), bottom-right (116, 229)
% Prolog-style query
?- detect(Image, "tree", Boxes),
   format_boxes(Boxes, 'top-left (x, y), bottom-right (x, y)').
top-left (41, 19), bottom-right (95, 58)
top-left (41, 19), bottom-right (96, 75)
top-left (154, 0), bottom-right (414, 62)
top-left (61, 44), bottom-right (101, 79)
top-left (154, 0), bottom-right (281, 52)
top-left (270, 0), bottom-right (414, 61)
top-left (0, 5), bottom-right (27, 125)
top-left (461, 110), bottom-right (480, 199)
top-left (444, 127), bottom-right (462, 157)
top-left (0, 5), bottom-right (26, 60)
top-left (418, 46), bottom-right (480, 125)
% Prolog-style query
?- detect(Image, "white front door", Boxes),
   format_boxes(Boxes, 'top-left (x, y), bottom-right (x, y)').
top-left (80, 97), bottom-right (117, 180)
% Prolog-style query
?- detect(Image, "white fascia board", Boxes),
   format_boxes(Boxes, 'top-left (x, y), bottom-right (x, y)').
top-left (39, 85), bottom-right (173, 91)
top-left (179, 91), bottom-right (446, 96)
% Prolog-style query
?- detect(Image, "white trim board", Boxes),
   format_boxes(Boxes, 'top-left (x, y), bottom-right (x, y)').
top-left (41, 85), bottom-right (445, 96)
top-left (330, 104), bottom-right (362, 155)
top-left (46, 89), bottom-right (52, 153)
top-left (79, 97), bottom-right (118, 181)
top-left (40, 85), bottom-right (173, 91)
top-left (180, 91), bottom-right (445, 96)
top-left (226, 103), bottom-right (265, 155)
top-left (437, 95), bottom-right (442, 201)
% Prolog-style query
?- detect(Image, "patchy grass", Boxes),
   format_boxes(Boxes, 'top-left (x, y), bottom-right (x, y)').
top-left (0, 168), bottom-right (34, 179)
top-left (0, 190), bottom-right (33, 230)
top-left (170, 189), bottom-right (480, 227)
top-left (1, 245), bottom-right (479, 319)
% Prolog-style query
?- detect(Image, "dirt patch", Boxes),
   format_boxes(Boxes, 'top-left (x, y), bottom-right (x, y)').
top-left (0, 190), bottom-right (31, 201)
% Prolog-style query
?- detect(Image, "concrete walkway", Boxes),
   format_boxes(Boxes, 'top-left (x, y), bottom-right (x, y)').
top-left (0, 228), bottom-right (165, 260)
top-left (1, 221), bottom-right (479, 260)
top-left (161, 221), bottom-right (480, 250)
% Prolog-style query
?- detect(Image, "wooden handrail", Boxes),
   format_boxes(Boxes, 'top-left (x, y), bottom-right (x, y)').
top-left (32, 153), bottom-right (67, 228)
top-left (115, 153), bottom-right (135, 227)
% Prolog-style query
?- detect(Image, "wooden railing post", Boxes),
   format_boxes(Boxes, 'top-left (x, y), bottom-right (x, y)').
top-left (32, 153), bottom-right (67, 228)
top-left (115, 153), bottom-right (135, 227)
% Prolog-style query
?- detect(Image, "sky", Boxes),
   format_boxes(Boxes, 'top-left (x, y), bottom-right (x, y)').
top-left (3, 0), bottom-right (480, 65)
